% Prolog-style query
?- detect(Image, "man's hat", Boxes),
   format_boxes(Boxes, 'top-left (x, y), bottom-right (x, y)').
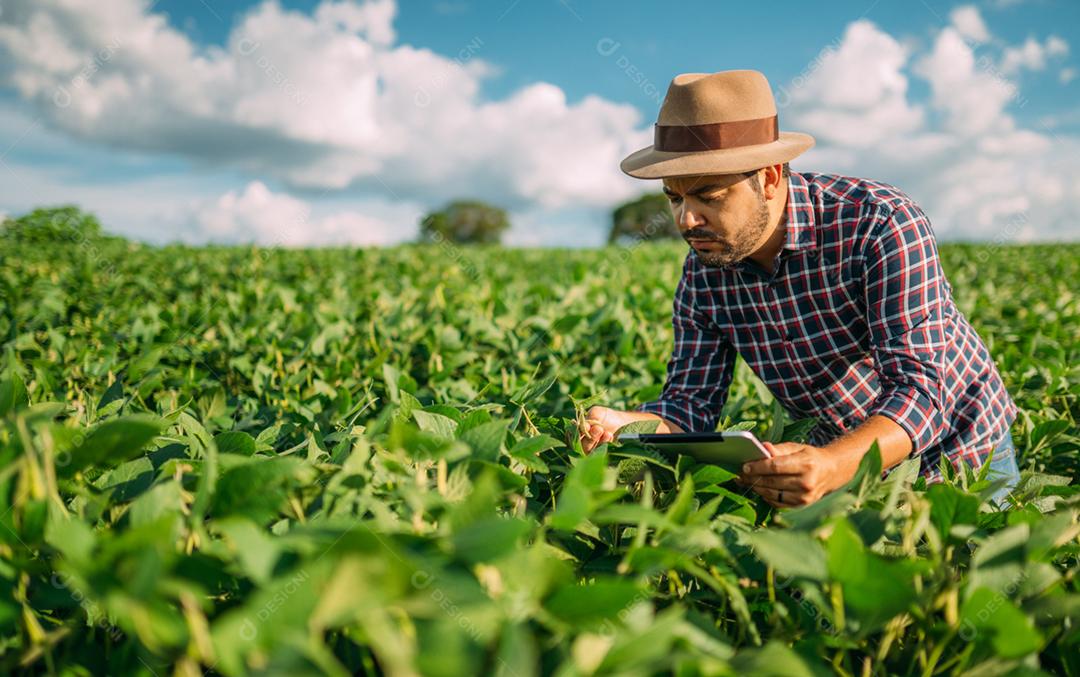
top-left (620, 70), bottom-right (814, 179)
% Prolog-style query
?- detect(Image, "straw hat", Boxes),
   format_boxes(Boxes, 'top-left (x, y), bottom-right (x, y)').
top-left (620, 69), bottom-right (814, 179)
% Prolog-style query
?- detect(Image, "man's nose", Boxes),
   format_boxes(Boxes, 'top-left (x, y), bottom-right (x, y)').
top-left (677, 205), bottom-right (704, 231)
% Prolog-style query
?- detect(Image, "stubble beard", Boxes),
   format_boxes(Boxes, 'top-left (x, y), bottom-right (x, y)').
top-left (693, 193), bottom-right (771, 269)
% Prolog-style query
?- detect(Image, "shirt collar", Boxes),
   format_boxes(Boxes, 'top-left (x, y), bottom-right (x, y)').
top-left (781, 171), bottom-right (818, 253)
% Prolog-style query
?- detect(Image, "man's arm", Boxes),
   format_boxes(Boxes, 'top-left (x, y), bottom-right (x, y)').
top-left (859, 202), bottom-right (950, 455)
top-left (580, 255), bottom-right (734, 452)
top-left (634, 255), bottom-right (736, 434)
top-left (742, 203), bottom-right (950, 506)
top-left (739, 415), bottom-right (913, 506)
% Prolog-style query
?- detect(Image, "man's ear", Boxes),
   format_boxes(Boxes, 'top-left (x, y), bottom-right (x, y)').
top-left (761, 164), bottom-right (784, 200)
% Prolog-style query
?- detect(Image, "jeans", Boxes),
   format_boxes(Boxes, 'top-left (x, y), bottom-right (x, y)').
top-left (984, 430), bottom-right (1021, 507)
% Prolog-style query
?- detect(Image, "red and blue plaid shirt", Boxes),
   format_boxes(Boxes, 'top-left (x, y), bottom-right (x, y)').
top-left (636, 171), bottom-right (1018, 482)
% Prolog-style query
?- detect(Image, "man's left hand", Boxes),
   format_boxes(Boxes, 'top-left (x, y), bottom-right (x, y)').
top-left (737, 442), bottom-right (856, 508)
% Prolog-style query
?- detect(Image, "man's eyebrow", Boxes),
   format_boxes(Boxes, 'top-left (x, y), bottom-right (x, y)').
top-left (661, 182), bottom-right (728, 197)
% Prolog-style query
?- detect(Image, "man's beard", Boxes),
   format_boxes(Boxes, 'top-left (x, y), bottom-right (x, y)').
top-left (690, 194), bottom-right (771, 269)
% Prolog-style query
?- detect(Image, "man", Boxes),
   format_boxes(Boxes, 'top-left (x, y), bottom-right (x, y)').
top-left (580, 70), bottom-right (1020, 508)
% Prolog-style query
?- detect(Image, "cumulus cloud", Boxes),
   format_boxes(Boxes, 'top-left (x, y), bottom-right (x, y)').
top-left (186, 181), bottom-right (416, 246)
top-left (780, 20), bottom-right (925, 149)
top-left (950, 5), bottom-right (991, 44)
top-left (1001, 35), bottom-right (1069, 74)
top-left (0, 0), bottom-right (646, 211)
top-left (785, 19), bottom-right (1080, 240)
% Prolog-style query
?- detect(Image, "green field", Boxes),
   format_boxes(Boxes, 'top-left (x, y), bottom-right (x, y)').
top-left (1, 226), bottom-right (1078, 675)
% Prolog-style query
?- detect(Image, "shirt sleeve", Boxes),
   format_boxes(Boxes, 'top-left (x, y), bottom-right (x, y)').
top-left (862, 202), bottom-right (950, 455)
top-left (635, 253), bottom-right (736, 433)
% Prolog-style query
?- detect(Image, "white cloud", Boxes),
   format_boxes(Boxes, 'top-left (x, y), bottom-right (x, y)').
top-left (790, 18), bottom-right (1080, 241)
top-left (782, 20), bottom-right (924, 149)
top-left (1001, 35), bottom-right (1069, 74)
top-left (187, 181), bottom-right (416, 246)
top-left (1047, 36), bottom-right (1070, 57)
top-left (1061, 67), bottom-right (1077, 84)
top-left (914, 27), bottom-right (1017, 137)
top-left (950, 5), bottom-right (990, 44)
top-left (0, 0), bottom-right (646, 211)
top-left (0, 105), bottom-right (423, 245)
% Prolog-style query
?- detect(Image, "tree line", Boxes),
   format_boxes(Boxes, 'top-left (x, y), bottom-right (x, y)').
top-left (3, 196), bottom-right (681, 247)
top-left (418, 195), bottom-right (679, 245)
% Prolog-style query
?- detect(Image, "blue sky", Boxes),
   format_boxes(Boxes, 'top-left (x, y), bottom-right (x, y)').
top-left (1, 0), bottom-right (1077, 245)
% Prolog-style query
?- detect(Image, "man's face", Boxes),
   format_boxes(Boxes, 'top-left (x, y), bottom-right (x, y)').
top-left (661, 171), bottom-right (771, 268)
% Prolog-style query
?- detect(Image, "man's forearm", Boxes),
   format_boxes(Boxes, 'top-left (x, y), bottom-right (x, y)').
top-left (821, 414), bottom-right (914, 485)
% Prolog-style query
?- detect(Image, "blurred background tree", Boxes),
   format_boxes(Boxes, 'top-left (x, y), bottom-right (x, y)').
top-left (608, 193), bottom-right (680, 245)
top-left (419, 200), bottom-right (510, 245)
top-left (1, 205), bottom-right (111, 244)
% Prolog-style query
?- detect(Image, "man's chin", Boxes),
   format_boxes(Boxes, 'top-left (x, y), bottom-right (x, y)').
top-left (692, 247), bottom-right (741, 269)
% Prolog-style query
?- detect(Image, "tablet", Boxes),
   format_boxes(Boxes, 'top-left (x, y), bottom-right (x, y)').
top-left (618, 431), bottom-right (771, 468)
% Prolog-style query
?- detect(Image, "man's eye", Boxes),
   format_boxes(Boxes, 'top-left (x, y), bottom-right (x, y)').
top-left (667, 195), bottom-right (682, 203)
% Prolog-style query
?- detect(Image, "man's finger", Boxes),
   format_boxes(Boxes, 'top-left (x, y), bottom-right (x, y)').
top-left (741, 474), bottom-right (807, 492)
top-left (763, 442), bottom-right (809, 458)
top-left (749, 484), bottom-right (802, 508)
top-left (742, 454), bottom-right (808, 477)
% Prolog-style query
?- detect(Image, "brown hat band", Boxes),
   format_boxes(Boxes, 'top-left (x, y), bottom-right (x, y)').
top-left (654, 115), bottom-right (779, 152)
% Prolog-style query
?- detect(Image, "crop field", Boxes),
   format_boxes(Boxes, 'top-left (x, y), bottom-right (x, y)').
top-left (1, 232), bottom-right (1078, 675)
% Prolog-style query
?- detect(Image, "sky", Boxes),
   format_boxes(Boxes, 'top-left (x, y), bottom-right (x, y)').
top-left (0, 0), bottom-right (1077, 246)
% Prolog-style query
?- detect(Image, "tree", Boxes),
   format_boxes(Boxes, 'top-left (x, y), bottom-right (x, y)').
top-left (419, 200), bottom-right (510, 245)
top-left (608, 193), bottom-right (680, 245)
top-left (1, 205), bottom-right (106, 244)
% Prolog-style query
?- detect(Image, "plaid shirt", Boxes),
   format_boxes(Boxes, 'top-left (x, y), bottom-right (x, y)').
top-left (637, 171), bottom-right (1017, 482)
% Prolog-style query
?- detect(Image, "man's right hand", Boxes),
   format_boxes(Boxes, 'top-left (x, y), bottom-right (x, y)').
top-left (578, 406), bottom-right (684, 454)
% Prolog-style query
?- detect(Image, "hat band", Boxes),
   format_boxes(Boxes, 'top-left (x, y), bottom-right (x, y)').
top-left (654, 115), bottom-right (778, 152)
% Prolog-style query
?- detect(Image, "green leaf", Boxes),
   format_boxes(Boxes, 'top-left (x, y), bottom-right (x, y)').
top-left (214, 518), bottom-right (283, 584)
top-left (495, 623), bottom-right (538, 677)
top-left (549, 450), bottom-right (612, 531)
top-left (545, 580), bottom-right (642, 627)
top-left (458, 419), bottom-right (509, 461)
top-left (0, 372), bottom-right (28, 417)
top-left (214, 431), bottom-right (257, 456)
top-left (960, 586), bottom-right (1043, 658)
top-left (615, 419), bottom-right (661, 436)
top-left (665, 476), bottom-right (697, 525)
top-left (730, 641), bottom-right (819, 677)
top-left (927, 483), bottom-right (980, 541)
top-left (842, 441), bottom-right (882, 500)
top-left (413, 410), bottom-right (459, 438)
top-left (211, 457), bottom-right (305, 523)
top-left (508, 434), bottom-right (561, 472)
top-left (749, 529), bottom-right (828, 581)
top-left (826, 519), bottom-right (917, 630)
top-left (450, 516), bottom-right (531, 563)
top-left (129, 480), bottom-right (185, 528)
top-left (510, 371), bottom-right (557, 405)
top-left (58, 415), bottom-right (161, 478)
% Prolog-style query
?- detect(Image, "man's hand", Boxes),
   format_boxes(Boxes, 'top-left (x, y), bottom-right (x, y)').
top-left (578, 407), bottom-right (684, 454)
top-left (737, 442), bottom-right (859, 508)
top-left (737, 416), bottom-right (915, 508)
